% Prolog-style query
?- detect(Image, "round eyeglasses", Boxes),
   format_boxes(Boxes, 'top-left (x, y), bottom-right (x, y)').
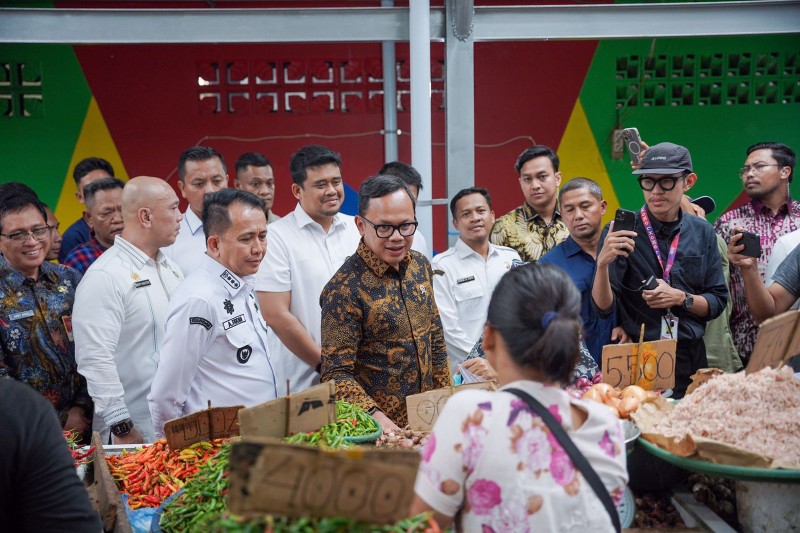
top-left (637, 176), bottom-right (684, 192)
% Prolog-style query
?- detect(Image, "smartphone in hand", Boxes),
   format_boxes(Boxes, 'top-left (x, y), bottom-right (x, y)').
top-left (734, 230), bottom-right (761, 258)
top-left (614, 208), bottom-right (637, 233)
top-left (622, 127), bottom-right (644, 165)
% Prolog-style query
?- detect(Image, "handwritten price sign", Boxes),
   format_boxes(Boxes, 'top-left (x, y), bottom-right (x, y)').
top-left (601, 339), bottom-right (676, 389)
top-left (163, 405), bottom-right (242, 450)
top-left (227, 438), bottom-right (420, 524)
top-left (406, 381), bottom-right (497, 432)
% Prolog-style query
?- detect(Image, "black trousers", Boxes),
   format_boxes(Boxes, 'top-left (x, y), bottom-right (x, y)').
top-left (673, 337), bottom-right (707, 399)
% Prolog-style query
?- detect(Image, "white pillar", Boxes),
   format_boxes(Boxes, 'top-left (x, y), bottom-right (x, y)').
top-left (409, 0), bottom-right (433, 250)
top-left (381, 0), bottom-right (398, 163)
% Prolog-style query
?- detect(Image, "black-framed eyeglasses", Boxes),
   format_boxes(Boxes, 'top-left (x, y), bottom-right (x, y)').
top-left (637, 175), bottom-right (684, 192)
top-left (738, 164), bottom-right (782, 179)
top-left (0, 225), bottom-right (52, 243)
top-left (361, 217), bottom-right (418, 238)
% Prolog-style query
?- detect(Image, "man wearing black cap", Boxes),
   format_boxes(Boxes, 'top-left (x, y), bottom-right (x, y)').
top-left (591, 142), bottom-right (728, 398)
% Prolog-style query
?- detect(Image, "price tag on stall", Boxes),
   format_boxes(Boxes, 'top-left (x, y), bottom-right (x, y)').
top-left (601, 339), bottom-right (676, 389)
top-left (163, 405), bottom-right (242, 450)
top-left (406, 381), bottom-right (497, 432)
top-left (227, 438), bottom-right (420, 525)
top-left (238, 381), bottom-right (336, 438)
top-left (748, 310), bottom-right (800, 374)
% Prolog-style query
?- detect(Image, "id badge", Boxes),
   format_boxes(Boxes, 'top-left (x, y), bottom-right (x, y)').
top-left (660, 313), bottom-right (678, 340)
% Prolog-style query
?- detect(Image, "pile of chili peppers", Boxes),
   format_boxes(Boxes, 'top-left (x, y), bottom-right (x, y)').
top-left (63, 430), bottom-right (95, 469)
top-left (105, 438), bottom-right (227, 509)
top-left (283, 400), bottom-right (380, 448)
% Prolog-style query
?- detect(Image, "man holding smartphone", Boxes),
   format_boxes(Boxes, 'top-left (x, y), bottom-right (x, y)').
top-left (713, 142), bottom-right (799, 366)
top-left (591, 143), bottom-right (728, 398)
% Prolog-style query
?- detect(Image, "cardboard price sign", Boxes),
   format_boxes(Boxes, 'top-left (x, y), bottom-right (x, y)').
top-left (748, 310), bottom-right (800, 374)
top-left (406, 381), bottom-right (497, 432)
top-left (238, 381), bottom-right (336, 438)
top-left (601, 339), bottom-right (676, 389)
top-left (227, 438), bottom-right (420, 524)
top-left (163, 405), bottom-right (242, 450)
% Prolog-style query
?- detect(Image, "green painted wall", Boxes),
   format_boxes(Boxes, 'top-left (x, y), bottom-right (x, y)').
top-left (580, 35), bottom-right (800, 217)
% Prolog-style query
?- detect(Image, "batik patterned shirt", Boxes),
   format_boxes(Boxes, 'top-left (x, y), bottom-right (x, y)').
top-left (713, 198), bottom-right (800, 362)
top-left (320, 240), bottom-right (450, 426)
top-left (62, 233), bottom-right (108, 274)
top-left (490, 202), bottom-right (569, 263)
top-left (0, 257), bottom-right (91, 423)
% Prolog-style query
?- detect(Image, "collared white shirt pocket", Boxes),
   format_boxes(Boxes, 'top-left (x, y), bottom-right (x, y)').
top-left (453, 281), bottom-right (485, 320)
top-left (223, 320), bottom-right (257, 369)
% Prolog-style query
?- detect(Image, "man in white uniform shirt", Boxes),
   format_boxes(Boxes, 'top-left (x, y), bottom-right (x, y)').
top-left (379, 161), bottom-right (432, 259)
top-left (73, 177), bottom-right (184, 444)
top-left (257, 145), bottom-right (360, 393)
top-left (431, 187), bottom-right (520, 370)
top-left (163, 146), bottom-right (228, 276)
top-left (149, 189), bottom-right (278, 437)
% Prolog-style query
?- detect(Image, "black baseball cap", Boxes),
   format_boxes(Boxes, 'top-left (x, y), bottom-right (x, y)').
top-left (690, 195), bottom-right (716, 215)
top-left (632, 142), bottom-right (693, 175)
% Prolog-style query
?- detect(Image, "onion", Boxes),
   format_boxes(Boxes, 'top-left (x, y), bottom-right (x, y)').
top-left (591, 383), bottom-right (615, 400)
top-left (582, 388), bottom-right (603, 403)
top-left (618, 396), bottom-right (640, 418)
top-left (602, 403), bottom-right (620, 418)
top-left (622, 385), bottom-right (648, 403)
top-left (605, 396), bottom-right (621, 409)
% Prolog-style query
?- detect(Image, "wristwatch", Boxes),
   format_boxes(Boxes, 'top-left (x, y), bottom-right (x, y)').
top-left (110, 418), bottom-right (135, 437)
top-left (682, 292), bottom-right (694, 310)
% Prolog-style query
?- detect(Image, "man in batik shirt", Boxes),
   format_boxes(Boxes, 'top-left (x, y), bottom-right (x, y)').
top-left (0, 185), bottom-right (91, 439)
top-left (320, 175), bottom-right (449, 432)
top-left (490, 145), bottom-right (569, 262)
top-left (713, 142), bottom-right (799, 364)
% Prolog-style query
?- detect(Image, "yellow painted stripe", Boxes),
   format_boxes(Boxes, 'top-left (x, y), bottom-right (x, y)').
top-left (557, 100), bottom-right (619, 226)
top-left (54, 96), bottom-right (128, 225)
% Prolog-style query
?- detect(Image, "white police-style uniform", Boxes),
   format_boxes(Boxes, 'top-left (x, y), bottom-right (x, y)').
top-left (74, 236), bottom-right (184, 444)
top-left (162, 208), bottom-right (206, 277)
top-left (430, 238), bottom-right (520, 369)
top-left (149, 254), bottom-right (278, 437)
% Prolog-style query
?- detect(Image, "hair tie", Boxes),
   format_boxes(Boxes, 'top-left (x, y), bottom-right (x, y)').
top-left (541, 311), bottom-right (559, 330)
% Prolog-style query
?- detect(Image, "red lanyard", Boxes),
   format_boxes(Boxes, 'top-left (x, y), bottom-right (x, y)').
top-left (640, 207), bottom-right (680, 284)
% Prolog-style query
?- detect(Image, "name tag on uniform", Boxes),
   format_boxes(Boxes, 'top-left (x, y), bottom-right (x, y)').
top-left (223, 314), bottom-right (246, 330)
top-left (9, 309), bottom-right (34, 321)
top-left (134, 280), bottom-right (152, 288)
top-left (457, 276), bottom-right (476, 285)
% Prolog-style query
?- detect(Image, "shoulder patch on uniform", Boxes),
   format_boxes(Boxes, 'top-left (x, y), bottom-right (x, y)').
top-left (189, 317), bottom-right (212, 330)
top-left (220, 270), bottom-right (241, 289)
top-left (432, 269), bottom-right (445, 276)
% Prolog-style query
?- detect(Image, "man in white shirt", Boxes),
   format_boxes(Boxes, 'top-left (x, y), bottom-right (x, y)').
top-left (257, 145), bottom-right (360, 393)
top-left (163, 146), bottom-right (228, 276)
top-left (379, 161), bottom-right (432, 259)
top-left (73, 176), bottom-right (184, 444)
top-left (234, 152), bottom-right (280, 224)
top-left (431, 187), bottom-right (520, 370)
top-left (149, 189), bottom-right (278, 437)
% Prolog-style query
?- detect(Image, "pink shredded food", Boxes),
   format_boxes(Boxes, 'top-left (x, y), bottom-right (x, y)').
top-left (653, 367), bottom-right (800, 463)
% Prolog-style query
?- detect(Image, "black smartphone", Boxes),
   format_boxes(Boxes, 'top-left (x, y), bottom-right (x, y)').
top-left (735, 230), bottom-right (762, 258)
top-left (622, 127), bottom-right (644, 165)
top-left (642, 275), bottom-right (658, 291)
top-left (614, 208), bottom-right (637, 232)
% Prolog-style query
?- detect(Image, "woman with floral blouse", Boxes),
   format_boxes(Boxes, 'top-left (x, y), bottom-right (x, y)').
top-left (411, 263), bottom-right (628, 532)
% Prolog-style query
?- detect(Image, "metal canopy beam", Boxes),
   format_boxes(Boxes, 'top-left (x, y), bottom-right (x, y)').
top-left (472, 1), bottom-right (800, 41)
top-left (1, 2), bottom-right (798, 44)
top-left (0, 7), bottom-right (446, 44)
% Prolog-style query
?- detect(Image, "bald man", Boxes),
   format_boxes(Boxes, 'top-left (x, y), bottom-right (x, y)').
top-left (73, 177), bottom-right (184, 444)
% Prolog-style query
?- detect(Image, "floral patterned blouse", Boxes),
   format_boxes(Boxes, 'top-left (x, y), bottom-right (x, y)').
top-left (414, 380), bottom-right (628, 532)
